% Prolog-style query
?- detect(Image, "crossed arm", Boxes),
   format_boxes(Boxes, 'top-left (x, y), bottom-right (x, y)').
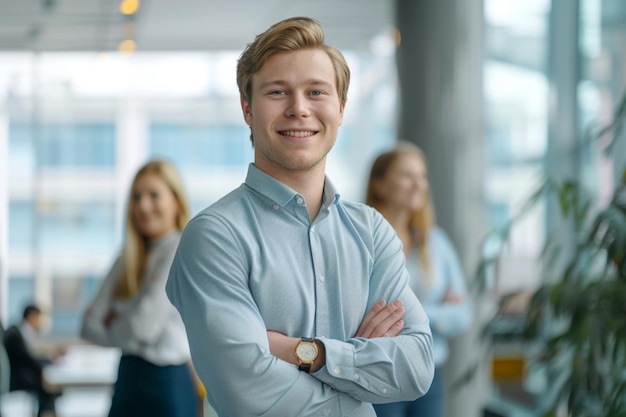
top-left (167, 211), bottom-right (434, 416)
top-left (267, 299), bottom-right (406, 372)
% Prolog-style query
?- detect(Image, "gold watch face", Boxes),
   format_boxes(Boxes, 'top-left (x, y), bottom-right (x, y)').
top-left (296, 341), bottom-right (318, 363)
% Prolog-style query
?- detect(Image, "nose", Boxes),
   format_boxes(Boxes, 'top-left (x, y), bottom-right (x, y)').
top-left (135, 195), bottom-right (151, 212)
top-left (410, 176), bottom-right (424, 190)
top-left (285, 93), bottom-right (310, 118)
top-left (415, 177), bottom-right (429, 191)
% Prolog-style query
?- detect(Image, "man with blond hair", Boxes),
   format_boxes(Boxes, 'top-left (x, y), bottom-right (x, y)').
top-left (167, 17), bottom-right (434, 417)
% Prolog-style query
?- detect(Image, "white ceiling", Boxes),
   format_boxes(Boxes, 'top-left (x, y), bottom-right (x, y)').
top-left (0, 0), bottom-right (394, 52)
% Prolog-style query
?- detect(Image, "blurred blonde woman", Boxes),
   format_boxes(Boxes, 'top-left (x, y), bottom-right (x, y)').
top-left (366, 142), bottom-right (472, 417)
top-left (81, 160), bottom-right (201, 417)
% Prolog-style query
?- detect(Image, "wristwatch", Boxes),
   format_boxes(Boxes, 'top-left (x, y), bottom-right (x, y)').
top-left (295, 337), bottom-right (319, 373)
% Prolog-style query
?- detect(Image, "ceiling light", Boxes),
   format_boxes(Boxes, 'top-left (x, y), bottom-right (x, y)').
top-left (119, 0), bottom-right (140, 15)
top-left (118, 39), bottom-right (136, 54)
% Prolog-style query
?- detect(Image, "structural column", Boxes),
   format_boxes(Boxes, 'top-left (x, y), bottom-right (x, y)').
top-left (546, 0), bottom-right (580, 267)
top-left (0, 113), bottom-right (8, 323)
top-left (395, 1), bottom-right (487, 416)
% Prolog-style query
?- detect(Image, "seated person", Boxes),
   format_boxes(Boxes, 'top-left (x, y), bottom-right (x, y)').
top-left (3, 304), bottom-right (62, 417)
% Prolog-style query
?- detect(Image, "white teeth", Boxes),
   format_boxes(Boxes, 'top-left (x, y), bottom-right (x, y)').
top-left (281, 130), bottom-right (315, 137)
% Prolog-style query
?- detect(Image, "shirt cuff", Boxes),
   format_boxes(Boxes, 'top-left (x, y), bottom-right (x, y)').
top-left (312, 337), bottom-right (394, 402)
top-left (314, 337), bottom-right (355, 383)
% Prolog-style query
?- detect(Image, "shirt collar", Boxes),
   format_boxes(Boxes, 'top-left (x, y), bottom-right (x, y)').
top-left (245, 163), bottom-right (341, 209)
top-left (19, 321), bottom-right (38, 343)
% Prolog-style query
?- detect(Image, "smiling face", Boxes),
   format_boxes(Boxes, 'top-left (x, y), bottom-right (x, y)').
top-left (375, 153), bottom-right (430, 213)
top-left (130, 172), bottom-right (180, 241)
top-left (241, 48), bottom-right (345, 179)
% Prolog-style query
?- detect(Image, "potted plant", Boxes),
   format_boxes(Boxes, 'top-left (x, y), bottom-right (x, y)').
top-left (476, 91), bottom-right (626, 417)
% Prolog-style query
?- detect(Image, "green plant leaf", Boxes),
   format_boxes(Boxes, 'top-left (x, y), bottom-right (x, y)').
top-left (477, 89), bottom-right (626, 416)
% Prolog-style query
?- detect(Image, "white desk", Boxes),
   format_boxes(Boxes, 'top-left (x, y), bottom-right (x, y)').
top-left (42, 345), bottom-right (120, 391)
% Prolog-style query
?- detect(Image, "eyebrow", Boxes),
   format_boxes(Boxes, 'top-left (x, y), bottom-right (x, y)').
top-left (257, 79), bottom-right (334, 90)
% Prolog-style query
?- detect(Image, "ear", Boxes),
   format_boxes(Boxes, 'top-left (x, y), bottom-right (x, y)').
top-left (338, 102), bottom-right (346, 126)
top-left (241, 96), bottom-right (253, 127)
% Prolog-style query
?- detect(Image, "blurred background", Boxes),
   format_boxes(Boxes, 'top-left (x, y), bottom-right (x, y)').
top-left (0, 0), bottom-right (625, 416)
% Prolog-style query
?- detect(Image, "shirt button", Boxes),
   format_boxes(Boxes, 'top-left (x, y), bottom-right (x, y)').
top-left (310, 226), bottom-right (316, 233)
top-left (353, 373), bottom-right (359, 380)
top-left (319, 275), bottom-right (325, 283)
top-left (323, 410), bottom-right (331, 416)
top-left (296, 197), bottom-right (304, 204)
top-left (333, 367), bottom-right (340, 375)
top-left (382, 388), bottom-right (388, 395)
top-left (272, 204), bottom-right (280, 210)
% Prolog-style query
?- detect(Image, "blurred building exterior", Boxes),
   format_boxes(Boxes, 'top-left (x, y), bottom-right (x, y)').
top-left (1, 1), bottom-right (625, 416)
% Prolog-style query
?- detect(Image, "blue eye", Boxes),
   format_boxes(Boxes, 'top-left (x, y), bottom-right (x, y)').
top-left (310, 90), bottom-right (322, 96)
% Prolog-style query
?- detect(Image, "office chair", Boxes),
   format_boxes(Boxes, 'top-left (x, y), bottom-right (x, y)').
top-left (0, 349), bottom-right (7, 393)
top-left (0, 325), bottom-right (37, 417)
top-left (0, 342), bottom-right (10, 417)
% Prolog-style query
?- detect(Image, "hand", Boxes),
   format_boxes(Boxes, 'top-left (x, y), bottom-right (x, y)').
top-left (104, 311), bottom-right (119, 326)
top-left (51, 346), bottom-right (68, 361)
top-left (441, 286), bottom-right (464, 304)
top-left (355, 299), bottom-right (405, 338)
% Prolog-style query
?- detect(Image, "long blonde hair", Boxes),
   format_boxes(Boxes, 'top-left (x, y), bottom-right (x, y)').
top-left (113, 160), bottom-right (190, 299)
top-left (366, 142), bottom-right (435, 277)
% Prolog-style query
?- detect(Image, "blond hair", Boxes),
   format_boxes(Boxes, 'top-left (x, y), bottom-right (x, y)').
top-left (113, 160), bottom-right (190, 299)
top-left (236, 16), bottom-right (350, 109)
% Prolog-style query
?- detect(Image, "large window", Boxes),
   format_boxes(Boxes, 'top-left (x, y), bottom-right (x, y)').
top-left (483, 0), bottom-right (626, 295)
top-left (483, 0), bottom-right (551, 293)
top-left (578, 0), bottom-right (625, 194)
top-left (150, 123), bottom-right (251, 167)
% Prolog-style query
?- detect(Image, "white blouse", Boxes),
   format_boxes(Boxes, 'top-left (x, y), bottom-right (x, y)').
top-left (80, 230), bottom-right (190, 366)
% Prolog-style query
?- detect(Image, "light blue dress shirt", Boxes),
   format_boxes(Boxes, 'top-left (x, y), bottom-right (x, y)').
top-left (166, 164), bottom-right (434, 417)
